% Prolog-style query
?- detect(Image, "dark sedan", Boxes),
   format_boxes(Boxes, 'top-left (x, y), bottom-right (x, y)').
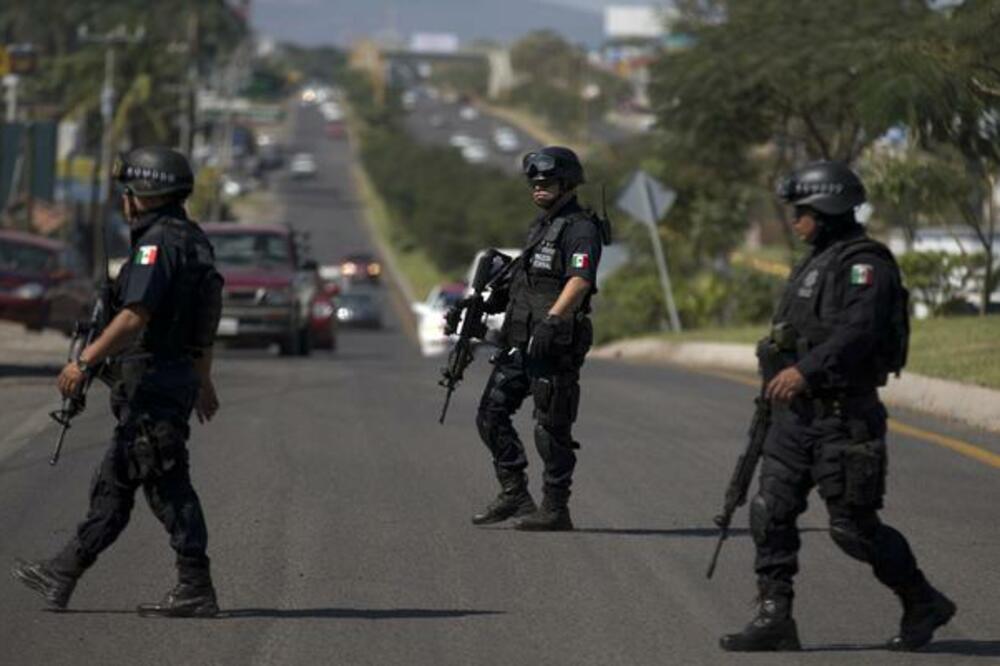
top-left (335, 290), bottom-right (382, 329)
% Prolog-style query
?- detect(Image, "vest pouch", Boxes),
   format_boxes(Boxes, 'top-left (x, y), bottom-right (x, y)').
top-left (128, 417), bottom-right (187, 481)
top-left (842, 439), bottom-right (886, 507)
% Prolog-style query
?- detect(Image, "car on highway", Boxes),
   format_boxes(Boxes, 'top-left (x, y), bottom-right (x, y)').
top-left (325, 120), bottom-right (346, 139)
top-left (492, 126), bottom-right (520, 153)
top-left (289, 152), bottom-right (317, 179)
top-left (448, 133), bottom-right (475, 149)
top-left (412, 282), bottom-right (467, 357)
top-left (203, 223), bottom-right (336, 355)
top-left (335, 288), bottom-right (383, 329)
top-left (0, 229), bottom-right (92, 335)
top-left (461, 141), bottom-right (489, 164)
top-left (340, 252), bottom-right (382, 283)
top-left (459, 105), bottom-right (479, 121)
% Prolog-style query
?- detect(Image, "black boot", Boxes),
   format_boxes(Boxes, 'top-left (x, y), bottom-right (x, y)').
top-left (513, 488), bottom-right (573, 531)
top-left (887, 572), bottom-right (956, 651)
top-left (720, 583), bottom-right (801, 652)
top-left (471, 469), bottom-right (536, 525)
top-left (10, 558), bottom-right (80, 610)
top-left (137, 566), bottom-right (218, 618)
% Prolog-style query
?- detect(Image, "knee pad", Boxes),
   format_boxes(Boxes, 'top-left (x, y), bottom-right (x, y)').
top-left (749, 494), bottom-right (771, 545)
top-left (829, 517), bottom-right (875, 563)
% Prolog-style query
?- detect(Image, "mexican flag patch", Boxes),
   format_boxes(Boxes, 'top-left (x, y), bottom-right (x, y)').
top-left (571, 253), bottom-right (590, 269)
top-left (136, 245), bottom-right (159, 266)
top-left (850, 263), bottom-right (874, 285)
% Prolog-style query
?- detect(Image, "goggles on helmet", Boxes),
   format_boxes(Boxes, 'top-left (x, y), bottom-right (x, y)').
top-left (522, 152), bottom-right (558, 180)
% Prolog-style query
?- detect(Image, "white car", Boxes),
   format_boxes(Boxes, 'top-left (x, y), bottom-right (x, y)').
top-left (459, 105), bottom-right (479, 121)
top-left (412, 283), bottom-right (469, 357)
top-left (448, 133), bottom-right (474, 148)
top-left (492, 127), bottom-right (520, 153)
top-left (319, 101), bottom-right (343, 122)
top-left (461, 141), bottom-right (489, 164)
top-left (289, 153), bottom-right (317, 179)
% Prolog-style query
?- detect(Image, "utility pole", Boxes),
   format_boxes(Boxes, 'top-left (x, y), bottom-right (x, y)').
top-left (78, 24), bottom-right (144, 279)
top-left (178, 11), bottom-right (199, 156)
top-left (209, 36), bottom-right (247, 221)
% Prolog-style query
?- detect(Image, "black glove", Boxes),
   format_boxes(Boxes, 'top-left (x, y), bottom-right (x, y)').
top-left (527, 315), bottom-right (567, 360)
top-left (443, 297), bottom-right (473, 336)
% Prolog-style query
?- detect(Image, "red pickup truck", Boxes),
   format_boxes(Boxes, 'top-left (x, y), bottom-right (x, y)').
top-left (202, 223), bottom-right (336, 355)
top-left (0, 229), bottom-right (92, 335)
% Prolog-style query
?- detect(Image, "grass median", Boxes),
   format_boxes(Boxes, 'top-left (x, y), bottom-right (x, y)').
top-left (659, 316), bottom-right (1000, 390)
top-left (348, 161), bottom-right (447, 301)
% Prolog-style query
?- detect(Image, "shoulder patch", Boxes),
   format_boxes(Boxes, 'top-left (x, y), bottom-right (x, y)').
top-left (850, 263), bottom-right (874, 285)
top-left (571, 253), bottom-right (590, 269)
top-left (136, 245), bottom-right (159, 266)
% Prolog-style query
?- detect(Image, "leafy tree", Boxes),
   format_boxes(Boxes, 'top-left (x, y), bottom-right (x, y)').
top-left (873, 0), bottom-right (1000, 314)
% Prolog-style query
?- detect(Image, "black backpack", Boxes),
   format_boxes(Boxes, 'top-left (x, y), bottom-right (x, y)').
top-left (839, 238), bottom-right (910, 378)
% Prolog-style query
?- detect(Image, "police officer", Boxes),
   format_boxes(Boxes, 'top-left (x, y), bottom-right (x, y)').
top-left (12, 147), bottom-right (224, 618)
top-left (720, 161), bottom-right (955, 652)
top-left (447, 146), bottom-right (605, 531)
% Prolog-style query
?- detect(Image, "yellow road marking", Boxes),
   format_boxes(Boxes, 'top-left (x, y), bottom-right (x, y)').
top-left (887, 420), bottom-right (1000, 469)
top-left (691, 366), bottom-right (1000, 470)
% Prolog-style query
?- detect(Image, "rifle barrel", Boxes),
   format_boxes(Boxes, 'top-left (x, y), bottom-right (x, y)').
top-left (706, 529), bottom-right (727, 579)
top-left (50, 423), bottom-right (70, 466)
top-left (439, 387), bottom-right (453, 425)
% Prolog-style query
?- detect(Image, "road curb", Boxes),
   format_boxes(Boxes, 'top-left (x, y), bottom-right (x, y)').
top-left (592, 337), bottom-right (1000, 433)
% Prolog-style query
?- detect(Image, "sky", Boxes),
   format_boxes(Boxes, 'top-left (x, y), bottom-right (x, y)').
top-left (251, 0), bottom-right (653, 47)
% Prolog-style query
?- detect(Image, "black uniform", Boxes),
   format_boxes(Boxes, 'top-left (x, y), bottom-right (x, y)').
top-left (53, 202), bottom-right (222, 584)
top-left (752, 224), bottom-right (918, 590)
top-left (477, 197), bottom-right (602, 501)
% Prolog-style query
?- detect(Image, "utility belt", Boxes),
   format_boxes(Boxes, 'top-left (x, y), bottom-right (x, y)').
top-left (797, 390), bottom-right (880, 421)
top-left (110, 352), bottom-right (197, 402)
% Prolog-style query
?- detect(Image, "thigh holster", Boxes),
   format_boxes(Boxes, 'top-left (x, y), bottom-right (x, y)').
top-left (532, 372), bottom-right (580, 429)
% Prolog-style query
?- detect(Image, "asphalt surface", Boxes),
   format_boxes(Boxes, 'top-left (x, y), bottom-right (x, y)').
top-left (1, 106), bottom-right (998, 666)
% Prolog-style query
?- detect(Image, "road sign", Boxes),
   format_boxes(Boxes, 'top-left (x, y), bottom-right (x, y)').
top-left (616, 169), bottom-right (683, 333)
top-left (616, 169), bottom-right (676, 228)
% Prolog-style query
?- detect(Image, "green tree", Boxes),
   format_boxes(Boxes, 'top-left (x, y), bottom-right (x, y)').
top-left (872, 0), bottom-right (1000, 315)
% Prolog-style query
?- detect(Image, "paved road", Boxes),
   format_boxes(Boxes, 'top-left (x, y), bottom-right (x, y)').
top-left (403, 89), bottom-right (540, 174)
top-left (1, 106), bottom-right (998, 665)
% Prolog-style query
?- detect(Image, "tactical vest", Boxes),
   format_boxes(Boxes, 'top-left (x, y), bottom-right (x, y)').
top-left (503, 211), bottom-right (594, 346)
top-left (137, 217), bottom-right (220, 360)
top-left (775, 235), bottom-right (909, 387)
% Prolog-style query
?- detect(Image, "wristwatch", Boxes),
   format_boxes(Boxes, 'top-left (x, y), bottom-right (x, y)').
top-left (75, 359), bottom-right (91, 374)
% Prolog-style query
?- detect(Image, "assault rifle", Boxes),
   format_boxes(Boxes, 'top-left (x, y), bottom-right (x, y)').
top-left (706, 390), bottom-right (771, 579)
top-left (49, 260), bottom-right (112, 465)
top-left (438, 249), bottom-right (511, 424)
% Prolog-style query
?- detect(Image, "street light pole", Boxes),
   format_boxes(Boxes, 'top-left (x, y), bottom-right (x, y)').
top-left (78, 24), bottom-right (143, 279)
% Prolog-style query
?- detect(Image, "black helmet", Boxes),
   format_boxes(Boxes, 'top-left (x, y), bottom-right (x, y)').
top-left (776, 160), bottom-right (865, 216)
top-left (112, 146), bottom-right (194, 199)
top-left (522, 146), bottom-right (585, 187)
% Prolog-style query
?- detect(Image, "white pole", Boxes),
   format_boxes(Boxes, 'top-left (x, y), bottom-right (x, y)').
top-left (643, 179), bottom-right (682, 333)
top-left (4, 74), bottom-right (18, 122)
